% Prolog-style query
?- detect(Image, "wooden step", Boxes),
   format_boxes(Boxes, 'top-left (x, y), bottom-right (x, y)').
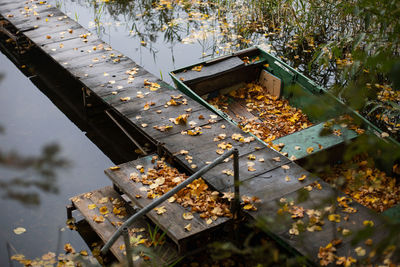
top-left (104, 154), bottom-right (232, 252)
top-left (69, 186), bottom-right (179, 264)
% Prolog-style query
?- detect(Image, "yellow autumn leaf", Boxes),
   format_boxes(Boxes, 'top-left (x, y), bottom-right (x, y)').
top-left (248, 166), bottom-right (256, 172)
top-left (298, 174), bottom-right (307, 181)
top-left (184, 223), bottom-right (192, 231)
top-left (99, 206), bottom-right (109, 215)
top-left (13, 227), bottom-right (26, 235)
top-left (363, 220), bottom-right (374, 227)
top-left (187, 130), bottom-right (202, 136)
top-left (281, 165), bottom-right (290, 170)
top-left (93, 215), bottom-right (105, 223)
top-left (243, 204), bottom-right (257, 211)
top-left (191, 65), bottom-right (203, 72)
top-left (328, 214), bottom-right (341, 223)
top-left (109, 166), bottom-right (120, 171)
top-left (248, 154), bottom-right (256, 160)
top-left (306, 147), bottom-right (314, 154)
top-left (154, 206), bottom-right (167, 215)
top-left (88, 204), bottom-right (97, 210)
top-left (183, 212), bottom-right (194, 220)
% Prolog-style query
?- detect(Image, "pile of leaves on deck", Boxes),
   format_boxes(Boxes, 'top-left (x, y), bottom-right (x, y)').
top-left (130, 158), bottom-right (233, 227)
top-left (208, 82), bottom-right (312, 145)
top-left (320, 156), bottom-right (400, 212)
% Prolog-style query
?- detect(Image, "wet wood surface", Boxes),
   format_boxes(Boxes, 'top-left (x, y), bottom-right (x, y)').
top-left (71, 186), bottom-right (178, 264)
top-left (104, 155), bottom-right (231, 250)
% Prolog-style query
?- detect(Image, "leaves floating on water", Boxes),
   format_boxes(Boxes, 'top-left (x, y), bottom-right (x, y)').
top-left (13, 227), bottom-right (26, 235)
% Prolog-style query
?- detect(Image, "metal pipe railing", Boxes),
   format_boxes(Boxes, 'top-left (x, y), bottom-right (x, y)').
top-left (101, 148), bottom-right (240, 257)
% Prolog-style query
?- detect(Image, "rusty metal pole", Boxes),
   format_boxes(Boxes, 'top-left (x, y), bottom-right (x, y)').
top-left (232, 148), bottom-right (240, 219)
top-left (232, 148), bottom-right (240, 245)
top-left (122, 227), bottom-right (134, 267)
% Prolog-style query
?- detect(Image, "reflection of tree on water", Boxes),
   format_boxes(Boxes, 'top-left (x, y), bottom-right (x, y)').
top-left (79, 0), bottom-right (337, 86)
top-left (0, 72), bottom-right (69, 206)
top-left (0, 140), bottom-right (69, 205)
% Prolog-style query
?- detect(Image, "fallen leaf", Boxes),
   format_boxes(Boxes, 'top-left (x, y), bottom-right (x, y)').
top-left (298, 174), bottom-right (307, 181)
top-left (80, 250), bottom-right (88, 256)
top-left (272, 157), bottom-right (281, 162)
top-left (154, 206), bottom-right (167, 215)
top-left (281, 165), bottom-right (290, 170)
top-left (248, 154), bottom-right (256, 160)
top-left (98, 197), bottom-right (108, 204)
top-left (93, 215), bottom-right (105, 223)
top-left (99, 206), bottom-right (109, 215)
top-left (363, 220), bottom-right (374, 227)
top-left (13, 227), bottom-right (26, 235)
top-left (354, 246), bottom-right (366, 257)
top-left (109, 166), bottom-right (120, 171)
top-left (306, 147), bottom-right (314, 154)
top-left (328, 214), bottom-right (341, 223)
top-left (243, 204), bottom-right (257, 211)
top-left (191, 65), bottom-right (203, 72)
top-left (248, 166), bottom-right (256, 172)
top-left (88, 204), bottom-right (97, 210)
top-left (184, 223), bottom-right (192, 231)
top-left (365, 239), bottom-right (373, 246)
top-left (64, 243), bottom-right (75, 253)
top-left (183, 212), bottom-right (194, 220)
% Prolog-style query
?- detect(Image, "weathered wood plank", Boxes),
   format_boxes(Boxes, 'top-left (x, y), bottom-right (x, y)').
top-left (80, 66), bottom-right (147, 91)
top-left (104, 155), bottom-right (231, 249)
top-left (71, 186), bottom-right (179, 264)
top-left (231, 162), bottom-right (315, 201)
top-left (159, 120), bottom-right (264, 172)
top-left (40, 31), bottom-right (101, 55)
top-left (69, 59), bottom-right (136, 79)
top-left (106, 84), bottom-right (176, 112)
top-left (202, 147), bottom-right (291, 191)
top-left (125, 102), bottom-right (209, 139)
top-left (51, 49), bottom-right (130, 75)
top-left (71, 186), bottom-right (135, 263)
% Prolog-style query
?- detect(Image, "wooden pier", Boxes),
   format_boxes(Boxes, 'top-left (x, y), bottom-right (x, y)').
top-left (1, 0), bottom-right (398, 265)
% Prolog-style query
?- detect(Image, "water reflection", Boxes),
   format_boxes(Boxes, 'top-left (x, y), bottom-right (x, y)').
top-left (0, 139), bottom-right (69, 205)
top-left (53, 0), bottom-right (343, 88)
top-left (0, 46), bottom-right (116, 264)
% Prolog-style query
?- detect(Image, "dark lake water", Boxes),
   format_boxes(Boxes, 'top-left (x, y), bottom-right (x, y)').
top-left (0, 52), bottom-right (113, 264)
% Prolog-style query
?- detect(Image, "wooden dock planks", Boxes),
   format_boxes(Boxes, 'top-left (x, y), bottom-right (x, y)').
top-left (70, 186), bottom-right (179, 264)
top-left (1, 0), bottom-right (398, 265)
top-left (104, 155), bottom-right (231, 251)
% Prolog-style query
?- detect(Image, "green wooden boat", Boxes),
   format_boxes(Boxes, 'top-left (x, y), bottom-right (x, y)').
top-left (170, 46), bottom-right (400, 221)
top-left (170, 47), bottom-right (397, 158)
